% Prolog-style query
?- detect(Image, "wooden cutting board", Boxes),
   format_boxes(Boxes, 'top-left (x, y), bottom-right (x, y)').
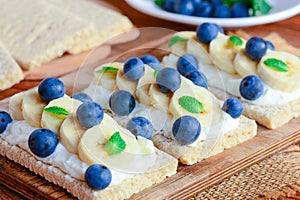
top-left (1, 29), bottom-right (300, 200)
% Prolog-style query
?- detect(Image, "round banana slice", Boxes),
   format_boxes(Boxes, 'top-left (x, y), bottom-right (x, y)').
top-left (170, 31), bottom-right (196, 56)
top-left (22, 89), bottom-right (47, 128)
top-left (116, 68), bottom-right (137, 94)
top-left (41, 95), bottom-right (82, 135)
top-left (78, 114), bottom-right (156, 173)
top-left (234, 49), bottom-right (258, 77)
top-left (9, 92), bottom-right (24, 120)
top-left (257, 51), bottom-right (300, 92)
top-left (187, 34), bottom-right (212, 65)
top-left (209, 33), bottom-right (245, 75)
top-left (135, 65), bottom-right (156, 105)
top-left (93, 62), bottom-right (122, 91)
top-left (60, 113), bottom-right (86, 154)
top-left (149, 84), bottom-right (171, 112)
top-left (169, 78), bottom-right (222, 128)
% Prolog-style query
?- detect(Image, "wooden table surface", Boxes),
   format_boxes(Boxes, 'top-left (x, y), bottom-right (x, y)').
top-left (1, 1), bottom-right (300, 199)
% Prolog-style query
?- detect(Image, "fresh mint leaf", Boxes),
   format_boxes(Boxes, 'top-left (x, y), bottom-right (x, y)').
top-left (44, 106), bottom-right (69, 116)
top-left (104, 132), bottom-right (127, 155)
top-left (168, 35), bottom-right (188, 47)
top-left (155, 0), bottom-right (165, 7)
top-left (264, 58), bottom-right (288, 72)
top-left (178, 96), bottom-right (204, 114)
top-left (252, 0), bottom-right (272, 15)
top-left (154, 69), bottom-right (160, 79)
top-left (96, 66), bottom-right (119, 73)
top-left (229, 35), bottom-right (243, 47)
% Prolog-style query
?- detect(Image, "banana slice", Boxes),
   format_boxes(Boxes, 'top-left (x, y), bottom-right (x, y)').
top-left (257, 51), bottom-right (300, 92)
top-left (78, 114), bottom-right (156, 173)
top-left (149, 84), bottom-right (171, 112)
top-left (60, 113), bottom-right (86, 154)
top-left (187, 35), bottom-right (212, 65)
top-left (41, 95), bottom-right (82, 135)
top-left (9, 92), bottom-right (24, 120)
top-left (22, 89), bottom-right (47, 127)
top-left (93, 62), bottom-right (123, 91)
top-left (116, 68), bottom-right (137, 94)
top-left (169, 31), bottom-right (196, 56)
top-left (209, 33), bottom-right (246, 75)
top-left (135, 65), bottom-right (156, 105)
top-left (234, 49), bottom-right (258, 77)
top-left (169, 78), bottom-right (223, 128)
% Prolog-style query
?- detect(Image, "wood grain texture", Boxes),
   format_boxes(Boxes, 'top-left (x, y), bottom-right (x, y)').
top-left (1, 31), bottom-right (300, 199)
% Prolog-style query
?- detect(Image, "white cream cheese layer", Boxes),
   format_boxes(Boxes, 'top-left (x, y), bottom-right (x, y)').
top-left (163, 54), bottom-right (300, 106)
top-left (84, 83), bottom-right (239, 146)
top-left (2, 121), bottom-right (135, 186)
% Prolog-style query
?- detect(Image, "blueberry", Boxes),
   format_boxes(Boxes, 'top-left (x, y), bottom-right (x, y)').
top-left (71, 92), bottom-right (93, 103)
top-left (185, 70), bottom-right (208, 89)
top-left (196, 22), bottom-right (224, 43)
top-left (109, 90), bottom-right (136, 116)
top-left (194, 2), bottom-right (213, 17)
top-left (231, 2), bottom-right (249, 18)
top-left (28, 128), bottom-right (59, 158)
top-left (213, 4), bottom-right (232, 18)
top-left (85, 164), bottom-right (111, 190)
top-left (123, 57), bottom-right (145, 81)
top-left (265, 40), bottom-right (275, 51)
top-left (162, 0), bottom-right (176, 12)
top-left (239, 75), bottom-right (264, 100)
top-left (245, 37), bottom-right (268, 60)
top-left (177, 54), bottom-right (199, 76)
top-left (140, 54), bottom-right (161, 70)
top-left (222, 98), bottom-right (244, 118)
top-left (76, 102), bottom-right (104, 128)
top-left (173, 0), bottom-right (195, 16)
top-left (211, 0), bottom-right (222, 7)
top-left (126, 117), bottom-right (153, 140)
top-left (0, 111), bottom-right (12, 134)
top-left (193, 0), bottom-right (203, 7)
top-left (156, 67), bottom-right (181, 93)
top-left (172, 116), bottom-right (201, 145)
top-left (38, 77), bottom-right (65, 103)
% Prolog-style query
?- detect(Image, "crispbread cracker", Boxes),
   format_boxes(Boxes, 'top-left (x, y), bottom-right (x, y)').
top-left (0, 42), bottom-right (23, 90)
top-left (152, 116), bottom-right (257, 165)
top-left (209, 86), bottom-right (300, 130)
top-left (0, 0), bottom-right (95, 70)
top-left (47, 0), bottom-right (133, 54)
top-left (0, 137), bottom-right (177, 200)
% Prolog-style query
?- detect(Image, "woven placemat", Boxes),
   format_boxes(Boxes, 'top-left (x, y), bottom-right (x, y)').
top-left (191, 145), bottom-right (300, 200)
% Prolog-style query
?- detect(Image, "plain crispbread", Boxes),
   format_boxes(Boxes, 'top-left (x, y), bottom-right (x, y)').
top-left (0, 136), bottom-right (177, 200)
top-left (152, 116), bottom-right (256, 165)
top-left (0, 42), bottom-right (23, 90)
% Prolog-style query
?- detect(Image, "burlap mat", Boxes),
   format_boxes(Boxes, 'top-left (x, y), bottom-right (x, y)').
top-left (190, 145), bottom-right (300, 200)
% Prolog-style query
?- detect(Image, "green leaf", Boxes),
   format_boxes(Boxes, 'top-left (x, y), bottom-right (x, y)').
top-left (178, 96), bottom-right (204, 114)
top-left (104, 132), bottom-right (127, 155)
top-left (44, 106), bottom-right (69, 116)
top-left (96, 66), bottom-right (119, 73)
top-left (154, 69), bottom-right (160, 79)
top-left (264, 58), bottom-right (289, 72)
top-left (252, 0), bottom-right (272, 15)
top-left (229, 35), bottom-right (243, 47)
top-left (168, 35), bottom-right (188, 47)
top-left (154, 0), bottom-right (165, 6)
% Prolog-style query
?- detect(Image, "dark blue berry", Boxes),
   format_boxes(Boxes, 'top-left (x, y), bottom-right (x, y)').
top-left (173, 0), bottom-right (196, 16)
top-left (123, 57), bottom-right (145, 81)
top-left (71, 92), bottom-right (93, 103)
top-left (85, 164), bottom-right (111, 190)
top-left (172, 116), bottom-right (201, 145)
top-left (222, 98), bottom-right (244, 118)
top-left (76, 102), bottom-right (104, 128)
top-left (245, 37), bottom-right (268, 60)
top-left (239, 75), bottom-right (264, 100)
top-left (196, 22), bottom-right (224, 43)
top-left (231, 2), bottom-right (249, 18)
top-left (28, 128), bottom-right (59, 158)
top-left (0, 111), bottom-right (12, 134)
top-left (38, 77), bottom-right (65, 103)
top-left (109, 90), bottom-right (136, 116)
top-left (156, 67), bottom-right (181, 93)
top-left (185, 70), bottom-right (208, 89)
top-left (213, 4), bottom-right (232, 18)
top-left (140, 54), bottom-right (161, 70)
top-left (126, 117), bottom-right (153, 139)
